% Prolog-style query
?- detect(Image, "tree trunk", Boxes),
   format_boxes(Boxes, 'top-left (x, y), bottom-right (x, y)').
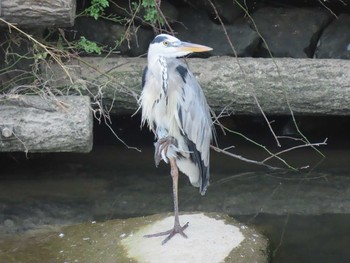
top-left (43, 56), bottom-right (350, 116)
top-left (0, 0), bottom-right (76, 27)
top-left (0, 95), bottom-right (92, 153)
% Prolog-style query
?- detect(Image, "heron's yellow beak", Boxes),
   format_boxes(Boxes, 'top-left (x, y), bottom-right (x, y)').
top-left (178, 42), bottom-right (213, 53)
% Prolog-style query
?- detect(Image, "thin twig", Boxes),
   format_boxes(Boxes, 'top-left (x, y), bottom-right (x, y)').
top-left (317, 0), bottom-right (338, 18)
top-left (222, 125), bottom-right (297, 170)
top-left (262, 139), bottom-right (327, 164)
top-left (211, 145), bottom-right (282, 170)
top-left (253, 96), bottom-right (281, 147)
top-left (0, 18), bottom-right (73, 83)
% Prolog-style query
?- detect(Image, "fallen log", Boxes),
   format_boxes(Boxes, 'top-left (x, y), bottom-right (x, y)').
top-left (43, 56), bottom-right (350, 115)
top-left (0, 95), bottom-right (92, 153)
top-left (0, 0), bottom-right (76, 27)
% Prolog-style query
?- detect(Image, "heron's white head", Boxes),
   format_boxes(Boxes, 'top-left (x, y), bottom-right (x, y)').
top-left (147, 34), bottom-right (212, 60)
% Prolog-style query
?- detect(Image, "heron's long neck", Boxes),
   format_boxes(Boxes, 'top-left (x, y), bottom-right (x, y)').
top-left (148, 55), bottom-right (168, 95)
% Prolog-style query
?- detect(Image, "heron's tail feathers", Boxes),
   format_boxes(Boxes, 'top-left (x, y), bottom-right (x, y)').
top-left (176, 153), bottom-right (210, 195)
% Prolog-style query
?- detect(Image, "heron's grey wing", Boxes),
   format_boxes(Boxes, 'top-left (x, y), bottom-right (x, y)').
top-left (169, 62), bottom-right (212, 193)
top-left (174, 64), bottom-right (212, 164)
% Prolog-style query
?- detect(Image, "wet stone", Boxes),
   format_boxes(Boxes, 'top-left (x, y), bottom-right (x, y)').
top-left (3, 219), bottom-right (15, 229)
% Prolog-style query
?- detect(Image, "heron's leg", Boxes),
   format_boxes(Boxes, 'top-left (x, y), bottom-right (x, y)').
top-left (144, 157), bottom-right (189, 245)
top-left (154, 136), bottom-right (175, 167)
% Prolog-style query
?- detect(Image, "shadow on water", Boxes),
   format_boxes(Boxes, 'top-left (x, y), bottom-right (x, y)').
top-left (1, 115), bottom-right (350, 262)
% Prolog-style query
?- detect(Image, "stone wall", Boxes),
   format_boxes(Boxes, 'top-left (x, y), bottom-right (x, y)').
top-left (68, 0), bottom-right (350, 59)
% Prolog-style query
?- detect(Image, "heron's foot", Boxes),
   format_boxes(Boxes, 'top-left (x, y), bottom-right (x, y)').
top-left (144, 221), bottom-right (189, 245)
top-left (154, 136), bottom-right (176, 167)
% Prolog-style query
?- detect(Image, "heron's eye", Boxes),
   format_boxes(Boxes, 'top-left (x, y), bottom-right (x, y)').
top-left (163, 41), bottom-right (169, 46)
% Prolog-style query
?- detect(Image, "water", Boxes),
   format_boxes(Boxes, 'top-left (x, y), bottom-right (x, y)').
top-left (1, 115), bottom-right (350, 262)
top-left (238, 213), bottom-right (350, 263)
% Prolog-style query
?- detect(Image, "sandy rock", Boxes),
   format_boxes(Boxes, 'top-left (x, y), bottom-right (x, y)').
top-left (122, 213), bottom-right (264, 263)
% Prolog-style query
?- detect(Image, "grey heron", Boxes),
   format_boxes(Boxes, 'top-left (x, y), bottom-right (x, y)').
top-left (140, 34), bottom-right (213, 244)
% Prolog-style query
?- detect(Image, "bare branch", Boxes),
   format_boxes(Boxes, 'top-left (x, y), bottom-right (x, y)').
top-left (211, 145), bottom-right (282, 170)
top-left (262, 139), bottom-right (328, 164)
